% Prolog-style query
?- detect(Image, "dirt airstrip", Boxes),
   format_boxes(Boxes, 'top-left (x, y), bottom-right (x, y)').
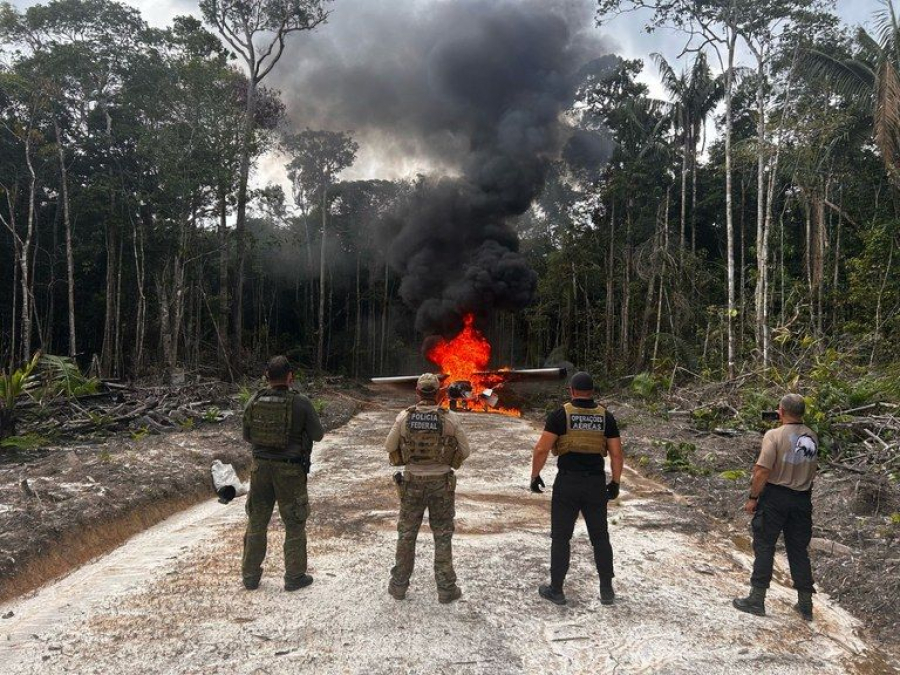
top-left (1, 408), bottom-right (894, 675)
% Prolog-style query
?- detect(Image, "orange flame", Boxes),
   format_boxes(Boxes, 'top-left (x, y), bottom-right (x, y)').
top-left (426, 314), bottom-right (521, 416)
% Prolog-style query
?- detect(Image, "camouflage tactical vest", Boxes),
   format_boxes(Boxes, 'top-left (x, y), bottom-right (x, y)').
top-left (553, 402), bottom-right (608, 457)
top-left (244, 388), bottom-right (294, 449)
top-left (400, 406), bottom-right (459, 466)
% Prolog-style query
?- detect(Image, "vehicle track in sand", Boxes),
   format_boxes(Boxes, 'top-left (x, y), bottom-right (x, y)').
top-left (0, 410), bottom-right (893, 674)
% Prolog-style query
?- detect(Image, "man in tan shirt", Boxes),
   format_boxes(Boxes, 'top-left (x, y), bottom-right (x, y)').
top-left (733, 394), bottom-right (819, 620)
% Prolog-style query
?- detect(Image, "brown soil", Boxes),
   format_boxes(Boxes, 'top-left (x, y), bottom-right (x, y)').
top-left (0, 384), bottom-right (361, 605)
top-left (598, 398), bottom-right (900, 663)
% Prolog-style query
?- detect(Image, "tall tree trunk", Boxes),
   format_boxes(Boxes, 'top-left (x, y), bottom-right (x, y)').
top-left (724, 30), bottom-right (738, 378)
top-left (217, 189), bottom-right (230, 372)
top-left (317, 186), bottom-right (328, 371)
top-left (231, 80), bottom-right (259, 370)
top-left (379, 261), bottom-right (389, 373)
top-left (54, 118), bottom-right (77, 359)
top-left (621, 200), bottom-right (633, 358)
top-left (19, 131), bottom-right (38, 363)
top-left (605, 201), bottom-right (616, 369)
top-left (132, 214), bottom-right (147, 375)
top-left (753, 52), bottom-right (770, 369)
top-left (354, 252), bottom-right (362, 378)
top-left (680, 126), bottom-right (688, 261)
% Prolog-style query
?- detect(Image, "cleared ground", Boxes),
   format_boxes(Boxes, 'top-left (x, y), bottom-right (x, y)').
top-left (0, 410), bottom-right (891, 674)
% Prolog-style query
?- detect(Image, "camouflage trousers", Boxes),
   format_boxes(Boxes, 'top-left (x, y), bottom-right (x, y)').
top-left (390, 472), bottom-right (458, 596)
top-left (242, 458), bottom-right (310, 586)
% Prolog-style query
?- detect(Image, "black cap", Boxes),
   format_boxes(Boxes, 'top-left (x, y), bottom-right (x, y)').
top-left (569, 371), bottom-right (594, 391)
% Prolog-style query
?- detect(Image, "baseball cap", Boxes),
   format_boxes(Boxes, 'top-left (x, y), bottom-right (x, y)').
top-left (569, 371), bottom-right (594, 391)
top-left (417, 373), bottom-right (441, 393)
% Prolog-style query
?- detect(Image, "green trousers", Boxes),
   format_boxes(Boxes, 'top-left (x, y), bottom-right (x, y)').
top-left (242, 458), bottom-right (309, 586)
top-left (390, 472), bottom-right (458, 596)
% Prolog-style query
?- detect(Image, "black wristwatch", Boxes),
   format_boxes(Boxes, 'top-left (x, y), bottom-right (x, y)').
top-left (748, 494), bottom-right (759, 500)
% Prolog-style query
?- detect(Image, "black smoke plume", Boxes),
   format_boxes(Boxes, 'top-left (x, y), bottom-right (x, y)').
top-left (276, 0), bottom-right (612, 336)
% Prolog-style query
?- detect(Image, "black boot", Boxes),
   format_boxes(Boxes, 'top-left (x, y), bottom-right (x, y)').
top-left (284, 574), bottom-right (314, 591)
top-left (794, 591), bottom-right (813, 621)
top-left (732, 586), bottom-right (766, 616)
top-left (539, 584), bottom-right (567, 606)
top-left (600, 577), bottom-right (615, 606)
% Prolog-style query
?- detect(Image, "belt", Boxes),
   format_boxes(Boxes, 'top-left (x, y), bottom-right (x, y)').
top-left (404, 470), bottom-right (453, 482)
top-left (557, 468), bottom-right (605, 476)
top-left (256, 456), bottom-right (306, 465)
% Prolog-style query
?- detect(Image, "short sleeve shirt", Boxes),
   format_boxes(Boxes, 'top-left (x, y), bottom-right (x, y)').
top-left (544, 398), bottom-right (620, 471)
top-left (757, 423), bottom-right (818, 492)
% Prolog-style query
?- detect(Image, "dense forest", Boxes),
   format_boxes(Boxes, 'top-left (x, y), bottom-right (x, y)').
top-left (1, 0), bottom-right (899, 390)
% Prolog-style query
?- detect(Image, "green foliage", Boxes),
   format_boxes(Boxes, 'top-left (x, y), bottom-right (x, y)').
top-left (312, 398), bottom-right (327, 415)
top-left (130, 426), bottom-right (150, 441)
top-left (180, 418), bottom-right (195, 431)
top-left (638, 455), bottom-right (650, 467)
top-left (0, 351), bottom-right (41, 411)
top-left (631, 372), bottom-right (661, 399)
top-left (889, 512), bottom-right (900, 526)
top-left (690, 406), bottom-right (725, 431)
top-left (720, 469), bottom-right (748, 481)
top-left (202, 406), bottom-right (221, 423)
top-left (238, 386), bottom-right (254, 407)
top-left (38, 354), bottom-right (99, 398)
top-left (661, 441), bottom-right (702, 473)
top-left (0, 433), bottom-right (50, 450)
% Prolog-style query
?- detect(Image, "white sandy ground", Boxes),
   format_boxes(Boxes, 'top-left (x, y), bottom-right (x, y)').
top-left (0, 410), bottom-right (896, 675)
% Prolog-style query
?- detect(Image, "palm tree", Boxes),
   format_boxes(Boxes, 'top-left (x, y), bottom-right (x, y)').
top-left (804, 0), bottom-right (900, 187)
top-left (653, 52), bottom-right (724, 256)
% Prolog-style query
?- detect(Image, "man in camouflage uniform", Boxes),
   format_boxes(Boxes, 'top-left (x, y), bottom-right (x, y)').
top-left (385, 373), bottom-right (470, 603)
top-left (242, 355), bottom-right (324, 591)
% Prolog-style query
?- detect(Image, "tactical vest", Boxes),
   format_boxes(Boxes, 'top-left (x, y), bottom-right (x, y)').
top-left (553, 402), bottom-right (608, 457)
top-left (400, 405), bottom-right (459, 466)
top-left (244, 388), bottom-right (294, 449)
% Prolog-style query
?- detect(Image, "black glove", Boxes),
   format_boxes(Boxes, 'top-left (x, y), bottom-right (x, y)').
top-left (606, 481), bottom-right (620, 500)
top-left (530, 474), bottom-right (546, 493)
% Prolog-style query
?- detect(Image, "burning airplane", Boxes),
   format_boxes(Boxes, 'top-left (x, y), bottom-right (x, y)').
top-left (371, 314), bottom-right (565, 415)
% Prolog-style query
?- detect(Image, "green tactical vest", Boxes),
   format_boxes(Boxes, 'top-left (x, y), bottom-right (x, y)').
top-left (553, 402), bottom-right (608, 457)
top-left (400, 406), bottom-right (459, 466)
top-left (244, 388), bottom-right (294, 449)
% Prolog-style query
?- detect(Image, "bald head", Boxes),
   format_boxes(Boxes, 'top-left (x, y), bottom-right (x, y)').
top-left (779, 393), bottom-right (806, 422)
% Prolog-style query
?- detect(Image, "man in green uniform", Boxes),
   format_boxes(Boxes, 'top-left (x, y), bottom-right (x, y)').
top-left (530, 371), bottom-right (624, 606)
top-left (385, 373), bottom-right (471, 603)
top-left (242, 355), bottom-right (324, 591)
top-left (733, 393), bottom-right (819, 620)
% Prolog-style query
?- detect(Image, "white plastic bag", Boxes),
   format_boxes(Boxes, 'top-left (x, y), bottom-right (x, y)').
top-left (211, 459), bottom-right (249, 504)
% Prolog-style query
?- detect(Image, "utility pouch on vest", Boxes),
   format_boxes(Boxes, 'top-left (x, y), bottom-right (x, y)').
top-left (244, 390), bottom-right (294, 449)
top-left (449, 446), bottom-right (463, 470)
top-left (448, 473), bottom-right (456, 494)
top-left (389, 449), bottom-right (403, 466)
top-left (553, 402), bottom-right (608, 457)
top-left (401, 407), bottom-right (445, 464)
top-left (393, 471), bottom-right (405, 500)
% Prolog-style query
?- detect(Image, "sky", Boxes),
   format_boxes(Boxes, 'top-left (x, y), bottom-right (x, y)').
top-left (6, 0), bottom-right (887, 194)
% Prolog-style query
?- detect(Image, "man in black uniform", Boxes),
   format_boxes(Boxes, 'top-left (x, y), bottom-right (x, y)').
top-left (242, 355), bottom-right (325, 591)
top-left (530, 371), bottom-right (624, 606)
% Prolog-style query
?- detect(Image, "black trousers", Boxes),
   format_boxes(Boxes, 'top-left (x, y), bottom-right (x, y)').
top-left (550, 471), bottom-right (614, 589)
top-left (750, 483), bottom-right (815, 593)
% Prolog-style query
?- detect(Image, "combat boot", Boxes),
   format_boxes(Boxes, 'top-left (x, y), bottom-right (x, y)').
top-left (732, 586), bottom-right (766, 616)
top-left (243, 576), bottom-right (261, 591)
top-left (388, 582), bottom-right (407, 600)
top-left (438, 586), bottom-right (462, 604)
top-left (284, 574), bottom-right (313, 592)
top-left (538, 584), bottom-right (567, 606)
top-left (794, 591), bottom-right (813, 621)
top-left (600, 577), bottom-right (615, 606)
